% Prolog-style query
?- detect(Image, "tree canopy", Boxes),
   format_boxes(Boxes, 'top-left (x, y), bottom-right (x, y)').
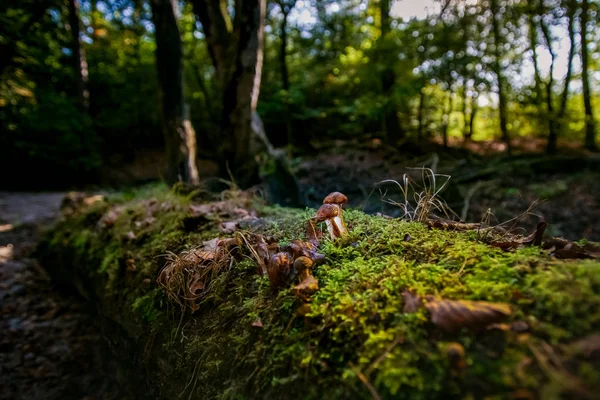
top-left (1, 0), bottom-right (599, 188)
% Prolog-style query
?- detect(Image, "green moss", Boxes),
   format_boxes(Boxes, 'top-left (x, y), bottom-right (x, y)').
top-left (39, 186), bottom-right (600, 400)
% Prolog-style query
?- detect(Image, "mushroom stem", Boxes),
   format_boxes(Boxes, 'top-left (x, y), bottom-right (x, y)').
top-left (324, 219), bottom-right (341, 240)
top-left (333, 213), bottom-right (347, 236)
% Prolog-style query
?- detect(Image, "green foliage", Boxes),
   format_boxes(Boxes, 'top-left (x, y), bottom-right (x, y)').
top-left (40, 188), bottom-right (600, 399)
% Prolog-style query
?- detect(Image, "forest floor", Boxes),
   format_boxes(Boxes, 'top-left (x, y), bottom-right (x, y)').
top-left (0, 140), bottom-right (598, 399)
top-left (295, 139), bottom-right (600, 241)
top-left (0, 192), bottom-right (123, 400)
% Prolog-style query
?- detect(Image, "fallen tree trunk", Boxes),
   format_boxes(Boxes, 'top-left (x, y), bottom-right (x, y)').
top-left (38, 188), bottom-right (600, 399)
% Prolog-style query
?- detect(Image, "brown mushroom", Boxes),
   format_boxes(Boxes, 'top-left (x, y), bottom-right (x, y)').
top-left (286, 239), bottom-right (326, 266)
top-left (267, 252), bottom-right (295, 291)
top-left (292, 275), bottom-right (319, 302)
top-left (293, 256), bottom-right (314, 280)
top-left (322, 192), bottom-right (348, 237)
top-left (315, 204), bottom-right (344, 240)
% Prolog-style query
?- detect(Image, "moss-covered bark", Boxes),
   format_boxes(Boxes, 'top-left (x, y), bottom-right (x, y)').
top-left (38, 185), bottom-right (600, 399)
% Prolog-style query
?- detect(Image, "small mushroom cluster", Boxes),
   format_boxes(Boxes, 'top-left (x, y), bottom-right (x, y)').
top-left (266, 192), bottom-right (349, 302)
top-left (313, 192), bottom-right (348, 240)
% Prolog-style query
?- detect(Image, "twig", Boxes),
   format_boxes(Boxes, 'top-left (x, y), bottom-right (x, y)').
top-left (348, 362), bottom-right (382, 400)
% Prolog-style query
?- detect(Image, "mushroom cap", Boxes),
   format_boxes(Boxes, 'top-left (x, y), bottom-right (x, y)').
top-left (323, 192), bottom-right (348, 206)
top-left (315, 204), bottom-right (339, 222)
top-left (293, 256), bottom-right (314, 272)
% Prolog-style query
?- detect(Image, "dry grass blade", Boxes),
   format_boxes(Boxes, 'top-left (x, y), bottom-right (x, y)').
top-left (156, 238), bottom-right (239, 312)
top-left (348, 362), bottom-right (382, 400)
top-left (377, 167), bottom-right (456, 223)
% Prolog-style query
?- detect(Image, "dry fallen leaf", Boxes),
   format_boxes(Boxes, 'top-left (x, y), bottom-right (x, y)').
top-left (492, 221), bottom-right (547, 250)
top-left (424, 297), bottom-right (511, 332)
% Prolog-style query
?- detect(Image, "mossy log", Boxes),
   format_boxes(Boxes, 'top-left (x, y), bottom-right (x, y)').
top-left (38, 186), bottom-right (600, 399)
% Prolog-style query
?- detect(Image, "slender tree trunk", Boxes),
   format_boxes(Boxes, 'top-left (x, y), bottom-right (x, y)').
top-left (490, 0), bottom-right (511, 153)
top-left (380, 0), bottom-right (404, 143)
top-left (279, 8), bottom-right (294, 147)
top-left (557, 0), bottom-right (576, 126)
top-left (580, 0), bottom-right (597, 151)
top-left (538, 7), bottom-right (558, 153)
top-left (280, 12), bottom-right (289, 92)
top-left (528, 3), bottom-right (544, 108)
top-left (469, 97), bottom-right (478, 141)
top-left (462, 83), bottom-right (469, 140)
top-left (441, 89), bottom-right (454, 148)
top-left (67, 0), bottom-right (89, 112)
top-left (150, 0), bottom-right (199, 184)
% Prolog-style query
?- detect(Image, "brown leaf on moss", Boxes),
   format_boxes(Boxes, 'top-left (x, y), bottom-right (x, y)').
top-left (492, 221), bottom-right (548, 251)
top-left (424, 297), bottom-right (511, 332)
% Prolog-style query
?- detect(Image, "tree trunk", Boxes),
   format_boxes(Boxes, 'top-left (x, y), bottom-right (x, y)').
top-left (469, 97), bottom-right (478, 141)
top-left (150, 0), bottom-right (200, 184)
top-left (580, 0), bottom-right (598, 151)
top-left (379, 0), bottom-right (404, 143)
top-left (528, 1), bottom-right (544, 108)
top-left (67, 0), bottom-right (89, 112)
top-left (217, 0), bottom-right (266, 186)
top-left (462, 83), bottom-right (469, 140)
top-left (441, 89), bottom-right (453, 148)
top-left (191, 0), bottom-right (301, 205)
top-left (490, 0), bottom-right (511, 154)
top-left (279, 8), bottom-right (294, 148)
top-left (537, 5), bottom-right (558, 153)
top-left (557, 0), bottom-right (576, 127)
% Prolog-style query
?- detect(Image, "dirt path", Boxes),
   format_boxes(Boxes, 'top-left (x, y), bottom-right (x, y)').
top-left (0, 192), bottom-right (123, 400)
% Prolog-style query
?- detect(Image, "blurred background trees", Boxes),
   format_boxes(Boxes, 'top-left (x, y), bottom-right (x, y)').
top-left (1, 0), bottom-right (599, 189)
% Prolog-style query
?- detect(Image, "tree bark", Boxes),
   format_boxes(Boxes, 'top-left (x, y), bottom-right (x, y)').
top-left (277, 1), bottom-right (295, 147)
top-left (580, 0), bottom-right (598, 151)
top-left (469, 96), bottom-right (478, 141)
top-left (557, 0), bottom-right (576, 127)
top-left (462, 83), bottom-right (469, 140)
top-left (441, 90), bottom-right (454, 148)
top-left (528, 1), bottom-right (544, 107)
top-left (67, 0), bottom-right (89, 112)
top-left (150, 0), bottom-right (200, 184)
top-left (490, 0), bottom-right (511, 154)
top-left (537, 4), bottom-right (558, 153)
top-left (379, 0), bottom-right (404, 143)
